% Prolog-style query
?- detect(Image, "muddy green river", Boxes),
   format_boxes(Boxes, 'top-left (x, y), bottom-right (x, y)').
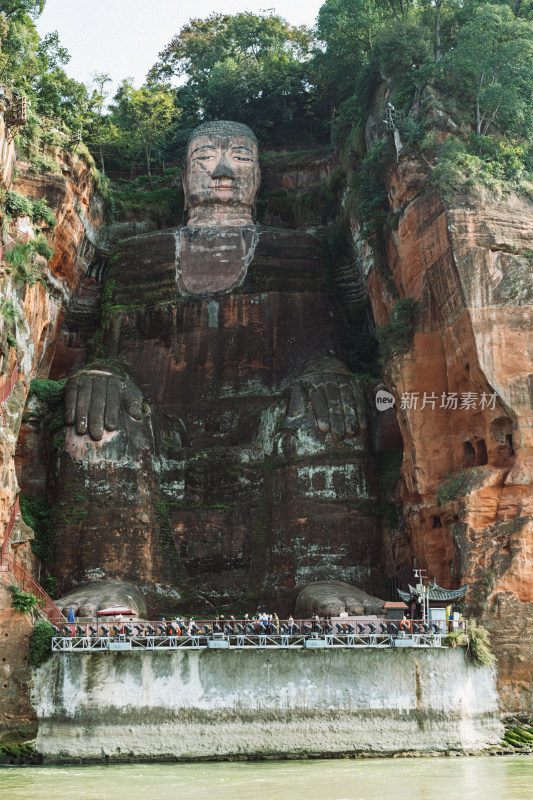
top-left (0, 756), bottom-right (532, 799)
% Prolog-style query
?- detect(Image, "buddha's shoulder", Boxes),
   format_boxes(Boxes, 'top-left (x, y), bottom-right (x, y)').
top-left (242, 225), bottom-right (324, 293)
top-left (255, 224), bottom-right (320, 249)
top-left (113, 224), bottom-right (320, 260)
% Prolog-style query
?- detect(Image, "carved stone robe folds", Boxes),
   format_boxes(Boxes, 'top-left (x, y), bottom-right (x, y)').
top-left (51, 225), bottom-right (382, 614)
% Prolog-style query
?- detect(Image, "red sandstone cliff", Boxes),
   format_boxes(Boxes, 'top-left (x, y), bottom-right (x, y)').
top-left (0, 119), bottom-right (104, 568)
top-left (356, 133), bottom-right (533, 713)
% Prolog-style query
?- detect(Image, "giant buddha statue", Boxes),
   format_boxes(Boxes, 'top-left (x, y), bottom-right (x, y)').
top-left (53, 121), bottom-right (382, 618)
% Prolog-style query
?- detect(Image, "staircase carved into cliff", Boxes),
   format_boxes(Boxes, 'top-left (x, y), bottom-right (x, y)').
top-left (334, 261), bottom-right (368, 304)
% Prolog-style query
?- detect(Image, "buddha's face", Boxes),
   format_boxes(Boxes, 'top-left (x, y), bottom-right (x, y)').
top-left (183, 133), bottom-right (260, 226)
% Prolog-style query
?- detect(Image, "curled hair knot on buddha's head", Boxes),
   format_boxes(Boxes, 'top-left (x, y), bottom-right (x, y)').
top-left (187, 120), bottom-right (258, 146)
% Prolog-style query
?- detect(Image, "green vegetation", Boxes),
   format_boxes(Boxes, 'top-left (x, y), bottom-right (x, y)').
top-left (5, 192), bottom-right (57, 227)
top-left (1, 299), bottom-right (17, 324)
top-left (147, 11), bottom-right (327, 148)
top-left (19, 494), bottom-right (53, 561)
top-left (112, 84), bottom-right (176, 185)
top-left (110, 172), bottom-right (184, 225)
top-left (32, 233), bottom-right (54, 261)
top-left (28, 377), bottom-right (66, 404)
top-left (436, 469), bottom-right (467, 507)
top-left (3, 0), bottom-right (533, 208)
top-left (28, 619), bottom-right (54, 667)
top-left (0, 742), bottom-right (39, 765)
top-left (26, 152), bottom-right (61, 175)
top-left (42, 576), bottom-right (57, 598)
top-left (427, 133), bottom-right (533, 200)
top-left (376, 298), bottom-right (419, 362)
top-left (5, 190), bottom-right (32, 218)
top-left (483, 569), bottom-right (497, 589)
top-left (1, 299), bottom-right (18, 349)
top-left (4, 241), bottom-right (39, 286)
top-left (9, 583), bottom-right (38, 613)
top-left (355, 139), bottom-right (393, 240)
top-left (466, 619), bottom-right (494, 667)
top-left (503, 725), bottom-right (533, 748)
top-left (375, 449), bottom-right (403, 494)
top-left (444, 618), bottom-right (494, 668)
top-left (30, 197), bottom-right (57, 227)
top-left (444, 629), bottom-right (468, 649)
top-left (28, 377), bottom-right (66, 433)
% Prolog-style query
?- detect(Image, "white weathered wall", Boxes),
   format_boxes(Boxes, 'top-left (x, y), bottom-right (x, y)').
top-left (33, 647), bottom-right (503, 762)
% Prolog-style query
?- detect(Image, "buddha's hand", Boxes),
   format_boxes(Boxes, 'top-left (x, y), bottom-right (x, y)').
top-left (286, 357), bottom-right (367, 439)
top-left (64, 367), bottom-right (143, 442)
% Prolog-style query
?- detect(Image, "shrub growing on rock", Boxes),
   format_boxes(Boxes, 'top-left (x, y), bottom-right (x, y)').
top-left (467, 620), bottom-right (494, 667)
top-left (377, 297), bottom-right (419, 362)
top-left (29, 620), bottom-right (54, 667)
top-left (10, 584), bottom-right (38, 614)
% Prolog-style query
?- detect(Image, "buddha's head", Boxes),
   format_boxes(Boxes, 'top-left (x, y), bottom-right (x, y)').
top-left (183, 120), bottom-right (260, 226)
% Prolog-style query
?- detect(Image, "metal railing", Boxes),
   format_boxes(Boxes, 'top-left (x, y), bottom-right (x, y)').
top-left (51, 618), bottom-right (465, 653)
top-left (0, 552), bottom-right (65, 624)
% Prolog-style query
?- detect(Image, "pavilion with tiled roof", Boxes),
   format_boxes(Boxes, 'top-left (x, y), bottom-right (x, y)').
top-left (398, 580), bottom-right (469, 618)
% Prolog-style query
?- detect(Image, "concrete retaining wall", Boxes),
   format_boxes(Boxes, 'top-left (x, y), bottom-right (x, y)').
top-left (33, 647), bottom-right (503, 762)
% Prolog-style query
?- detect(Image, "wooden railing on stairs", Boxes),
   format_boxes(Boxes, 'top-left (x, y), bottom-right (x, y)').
top-left (0, 551), bottom-right (65, 624)
top-left (1, 494), bottom-right (65, 624)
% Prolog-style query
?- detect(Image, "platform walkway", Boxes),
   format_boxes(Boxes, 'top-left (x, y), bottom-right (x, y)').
top-left (52, 618), bottom-right (463, 653)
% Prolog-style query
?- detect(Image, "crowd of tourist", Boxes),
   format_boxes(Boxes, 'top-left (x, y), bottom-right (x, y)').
top-left (60, 612), bottom-right (445, 639)
top-left (157, 613), bottom-right (342, 637)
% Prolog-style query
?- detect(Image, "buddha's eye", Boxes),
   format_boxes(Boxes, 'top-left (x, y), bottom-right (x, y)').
top-left (195, 156), bottom-right (213, 161)
top-left (234, 156), bottom-right (254, 162)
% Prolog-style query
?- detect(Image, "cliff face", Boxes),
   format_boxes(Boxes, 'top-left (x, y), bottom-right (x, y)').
top-left (358, 149), bottom-right (533, 713)
top-left (0, 583), bottom-right (36, 745)
top-left (1, 122), bottom-right (104, 567)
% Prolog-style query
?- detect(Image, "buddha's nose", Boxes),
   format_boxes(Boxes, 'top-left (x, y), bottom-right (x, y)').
top-left (211, 157), bottom-right (235, 180)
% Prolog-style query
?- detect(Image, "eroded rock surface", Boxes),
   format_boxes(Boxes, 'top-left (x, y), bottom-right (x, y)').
top-left (359, 146), bottom-right (533, 713)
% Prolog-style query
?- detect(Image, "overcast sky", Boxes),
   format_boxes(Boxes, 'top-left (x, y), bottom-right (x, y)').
top-left (36, 1), bottom-right (325, 97)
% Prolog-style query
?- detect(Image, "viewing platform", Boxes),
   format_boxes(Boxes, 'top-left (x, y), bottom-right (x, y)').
top-left (51, 618), bottom-right (464, 653)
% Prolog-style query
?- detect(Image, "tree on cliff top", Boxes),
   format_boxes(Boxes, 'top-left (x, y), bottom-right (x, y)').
top-left (0, 1), bottom-right (44, 21)
top-left (0, 1), bottom-right (88, 127)
top-left (111, 83), bottom-right (177, 186)
top-left (439, 4), bottom-right (533, 137)
top-left (148, 11), bottom-right (326, 144)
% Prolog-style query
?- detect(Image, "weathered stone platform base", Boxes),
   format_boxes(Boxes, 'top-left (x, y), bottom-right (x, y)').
top-left (33, 648), bottom-right (503, 763)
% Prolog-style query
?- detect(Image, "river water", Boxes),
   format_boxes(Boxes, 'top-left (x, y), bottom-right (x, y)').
top-left (0, 756), bottom-right (531, 800)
